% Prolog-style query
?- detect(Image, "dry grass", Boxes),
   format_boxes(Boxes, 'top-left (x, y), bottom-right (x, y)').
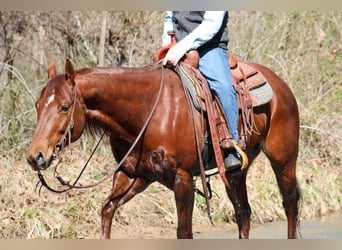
top-left (1, 146), bottom-right (340, 239)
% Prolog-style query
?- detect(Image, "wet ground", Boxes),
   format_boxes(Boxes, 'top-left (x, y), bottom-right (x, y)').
top-left (194, 213), bottom-right (342, 239)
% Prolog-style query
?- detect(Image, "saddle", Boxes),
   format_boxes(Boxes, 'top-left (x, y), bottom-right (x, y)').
top-left (154, 47), bottom-right (272, 151)
top-left (228, 52), bottom-right (273, 109)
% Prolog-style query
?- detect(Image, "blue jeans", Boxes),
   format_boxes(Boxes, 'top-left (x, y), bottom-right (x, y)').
top-left (198, 47), bottom-right (239, 142)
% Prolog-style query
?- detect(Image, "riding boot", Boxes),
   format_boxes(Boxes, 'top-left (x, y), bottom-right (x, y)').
top-left (224, 149), bottom-right (242, 174)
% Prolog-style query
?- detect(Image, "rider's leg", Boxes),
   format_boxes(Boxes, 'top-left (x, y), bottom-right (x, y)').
top-left (198, 47), bottom-right (241, 170)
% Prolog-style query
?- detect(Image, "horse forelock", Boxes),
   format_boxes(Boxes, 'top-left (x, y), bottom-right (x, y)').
top-left (44, 74), bottom-right (73, 101)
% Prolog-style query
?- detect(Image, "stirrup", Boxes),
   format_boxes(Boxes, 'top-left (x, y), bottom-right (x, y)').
top-left (231, 140), bottom-right (249, 170)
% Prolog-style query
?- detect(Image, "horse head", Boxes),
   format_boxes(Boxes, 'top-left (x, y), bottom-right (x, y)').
top-left (27, 59), bottom-right (86, 171)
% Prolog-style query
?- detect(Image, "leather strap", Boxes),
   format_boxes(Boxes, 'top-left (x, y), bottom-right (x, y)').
top-left (179, 62), bottom-right (231, 189)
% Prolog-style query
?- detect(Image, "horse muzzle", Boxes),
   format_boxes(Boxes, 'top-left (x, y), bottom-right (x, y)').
top-left (27, 151), bottom-right (56, 171)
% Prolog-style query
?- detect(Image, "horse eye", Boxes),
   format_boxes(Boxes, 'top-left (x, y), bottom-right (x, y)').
top-left (60, 105), bottom-right (70, 113)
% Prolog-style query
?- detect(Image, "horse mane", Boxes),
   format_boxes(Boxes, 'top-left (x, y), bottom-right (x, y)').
top-left (85, 120), bottom-right (107, 138)
top-left (76, 63), bottom-right (160, 76)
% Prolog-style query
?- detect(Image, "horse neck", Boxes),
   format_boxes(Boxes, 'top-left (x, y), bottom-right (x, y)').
top-left (75, 65), bottom-right (161, 136)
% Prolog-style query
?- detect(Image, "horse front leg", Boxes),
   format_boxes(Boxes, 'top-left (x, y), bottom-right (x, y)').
top-left (173, 169), bottom-right (195, 239)
top-left (225, 172), bottom-right (251, 239)
top-left (101, 171), bottom-right (149, 239)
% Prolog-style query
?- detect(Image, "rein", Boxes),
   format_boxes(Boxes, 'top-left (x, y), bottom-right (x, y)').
top-left (36, 63), bottom-right (166, 194)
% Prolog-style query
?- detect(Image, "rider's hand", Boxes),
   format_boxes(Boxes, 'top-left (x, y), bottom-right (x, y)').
top-left (163, 41), bottom-right (188, 66)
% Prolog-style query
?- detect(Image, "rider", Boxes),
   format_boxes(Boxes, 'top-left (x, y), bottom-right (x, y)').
top-left (162, 11), bottom-right (241, 171)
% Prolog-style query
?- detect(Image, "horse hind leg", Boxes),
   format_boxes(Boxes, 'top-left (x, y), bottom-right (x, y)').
top-left (225, 172), bottom-right (251, 239)
top-left (263, 136), bottom-right (301, 238)
top-left (101, 171), bottom-right (149, 239)
top-left (269, 157), bottom-right (301, 239)
top-left (224, 146), bottom-right (261, 239)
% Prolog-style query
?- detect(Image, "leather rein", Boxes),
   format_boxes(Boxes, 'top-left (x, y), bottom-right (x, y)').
top-left (36, 63), bottom-right (166, 194)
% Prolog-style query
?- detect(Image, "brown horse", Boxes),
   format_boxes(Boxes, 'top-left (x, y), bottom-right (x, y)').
top-left (27, 58), bottom-right (301, 239)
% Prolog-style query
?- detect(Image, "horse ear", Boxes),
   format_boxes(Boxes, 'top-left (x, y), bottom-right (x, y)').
top-left (65, 58), bottom-right (76, 86)
top-left (48, 60), bottom-right (57, 80)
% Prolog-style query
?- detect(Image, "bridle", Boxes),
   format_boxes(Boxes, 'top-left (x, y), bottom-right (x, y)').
top-left (36, 63), bottom-right (166, 194)
top-left (37, 78), bottom-right (79, 194)
top-left (55, 80), bottom-right (78, 155)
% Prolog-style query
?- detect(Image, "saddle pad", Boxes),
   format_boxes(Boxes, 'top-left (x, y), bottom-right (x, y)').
top-left (176, 61), bottom-right (273, 111)
top-left (175, 63), bottom-right (204, 111)
top-left (230, 59), bottom-right (273, 107)
top-left (249, 81), bottom-right (273, 107)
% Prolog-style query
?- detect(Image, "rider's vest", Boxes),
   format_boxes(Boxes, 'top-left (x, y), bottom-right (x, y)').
top-left (172, 11), bottom-right (229, 51)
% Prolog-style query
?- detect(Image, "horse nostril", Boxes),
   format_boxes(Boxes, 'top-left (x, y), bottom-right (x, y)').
top-left (36, 152), bottom-right (45, 166)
